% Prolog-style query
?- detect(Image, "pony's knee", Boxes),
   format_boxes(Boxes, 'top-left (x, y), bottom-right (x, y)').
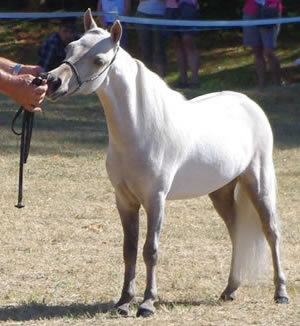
top-left (143, 243), bottom-right (158, 266)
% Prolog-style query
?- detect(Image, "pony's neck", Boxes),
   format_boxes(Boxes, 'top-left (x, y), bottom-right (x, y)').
top-left (96, 50), bottom-right (167, 151)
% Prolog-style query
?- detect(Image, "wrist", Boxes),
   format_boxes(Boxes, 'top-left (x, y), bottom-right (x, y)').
top-left (12, 63), bottom-right (23, 75)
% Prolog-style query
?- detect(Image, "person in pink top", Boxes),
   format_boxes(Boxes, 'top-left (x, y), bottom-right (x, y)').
top-left (243, 0), bottom-right (282, 89)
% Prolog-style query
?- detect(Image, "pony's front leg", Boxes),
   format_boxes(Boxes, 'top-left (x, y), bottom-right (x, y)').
top-left (115, 194), bottom-right (140, 316)
top-left (137, 194), bottom-right (165, 318)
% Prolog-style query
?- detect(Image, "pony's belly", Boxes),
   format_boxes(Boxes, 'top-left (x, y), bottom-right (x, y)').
top-left (166, 162), bottom-right (242, 200)
top-left (167, 179), bottom-right (230, 200)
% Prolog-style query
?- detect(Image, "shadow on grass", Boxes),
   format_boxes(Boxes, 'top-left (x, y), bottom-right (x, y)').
top-left (0, 301), bottom-right (115, 322)
top-left (0, 299), bottom-right (222, 321)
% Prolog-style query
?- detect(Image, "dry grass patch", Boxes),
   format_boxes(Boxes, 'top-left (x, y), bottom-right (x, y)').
top-left (0, 86), bottom-right (300, 325)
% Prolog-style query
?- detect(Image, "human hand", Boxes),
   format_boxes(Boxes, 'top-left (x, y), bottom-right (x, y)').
top-left (11, 74), bottom-right (48, 112)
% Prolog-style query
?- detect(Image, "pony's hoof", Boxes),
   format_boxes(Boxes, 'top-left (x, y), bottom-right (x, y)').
top-left (115, 303), bottom-right (130, 316)
top-left (275, 296), bottom-right (289, 304)
top-left (136, 307), bottom-right (154, 318)
top-left (220, 293), bottom-right (236, 301)
top-left (136, 300), bottom-right (155, 317)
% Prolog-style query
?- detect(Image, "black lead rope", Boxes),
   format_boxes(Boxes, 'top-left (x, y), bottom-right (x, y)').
top-left (11, 76), bottom-right (44, 208)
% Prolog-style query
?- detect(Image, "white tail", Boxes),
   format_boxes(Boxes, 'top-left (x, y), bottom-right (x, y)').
top-left (232, 183), bottom-right (269, 283)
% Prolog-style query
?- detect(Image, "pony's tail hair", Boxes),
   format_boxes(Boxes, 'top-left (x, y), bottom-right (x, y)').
top-left (231, 182), bottom-right (270, 284)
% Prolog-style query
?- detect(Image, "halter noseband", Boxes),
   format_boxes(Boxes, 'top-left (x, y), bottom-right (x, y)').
top-left (61, 46), bottom-right (119, 95)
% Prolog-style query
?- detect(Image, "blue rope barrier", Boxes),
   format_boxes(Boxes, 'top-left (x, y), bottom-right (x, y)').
top-left (0, 11), bottom-right (300, 28)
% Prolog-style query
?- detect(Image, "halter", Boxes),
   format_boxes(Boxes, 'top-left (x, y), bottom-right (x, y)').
top-left (61, 46), bottom-right (119, 96)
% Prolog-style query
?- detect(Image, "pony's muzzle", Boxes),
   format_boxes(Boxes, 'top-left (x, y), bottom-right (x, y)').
top-left (46, 72), bottom-right (62, 96)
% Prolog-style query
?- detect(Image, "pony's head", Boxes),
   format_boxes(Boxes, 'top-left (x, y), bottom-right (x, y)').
top-left (46, 8), bottom-right (122, 100)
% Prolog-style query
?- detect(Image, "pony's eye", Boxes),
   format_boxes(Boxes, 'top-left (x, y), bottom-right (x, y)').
top-left (94, 57), bottom-right (105, 66)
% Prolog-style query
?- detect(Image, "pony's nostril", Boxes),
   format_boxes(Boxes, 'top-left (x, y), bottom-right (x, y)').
top-left (48, 75), bottom-right (62, 93)
top-left (53, 78), bottom-right (62, 91)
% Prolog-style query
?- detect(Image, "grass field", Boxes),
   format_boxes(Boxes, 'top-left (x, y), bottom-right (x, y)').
top-left (1, 83), bottom-right (300, 325)
top-left (1, 20), bottom-right (300, 325)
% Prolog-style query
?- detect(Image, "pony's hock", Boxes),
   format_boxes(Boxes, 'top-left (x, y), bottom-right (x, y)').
top-left (47, 8), bottom-right (289, 317)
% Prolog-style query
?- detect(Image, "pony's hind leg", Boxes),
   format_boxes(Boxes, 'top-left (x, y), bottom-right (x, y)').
top-left (209, 179), bottom-right (241, 301)
top-left (115, 191), bottom-right (140, 316)
top-left (241, 162), bottom-right (289, 304)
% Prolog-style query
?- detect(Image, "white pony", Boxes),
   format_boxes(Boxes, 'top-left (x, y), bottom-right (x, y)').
top-left (46, 9), bottom-right (288, 317)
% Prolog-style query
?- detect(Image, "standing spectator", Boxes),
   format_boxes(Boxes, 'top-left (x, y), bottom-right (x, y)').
top-left (136, 0), bottom-right (166, 77)
top-left (0, 57), bottom-right (47, 112)
top-left (38, 18), bottom-right (77, 72)
top-left (243, 0), bottom-right (282, 89)
top-left (165, 0), bottom-right (200, 88)
top-left (97, 0), bottom-right (131, 49)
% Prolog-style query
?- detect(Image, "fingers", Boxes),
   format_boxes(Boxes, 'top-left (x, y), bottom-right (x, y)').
top-left (31, 106), bottom-right (42, 113)
top-left (33, 93), bottom-right (45, 105)
top-left (28, 79), bottom-right (48, 109)
top-left (34, 83), bottom-right (48, 95)
top-left (13, 74), bottom-right (48, 112)
top-left (24, 104), bottom-right (42, 113)
top-left (25, 92), bottom-right (45, 112)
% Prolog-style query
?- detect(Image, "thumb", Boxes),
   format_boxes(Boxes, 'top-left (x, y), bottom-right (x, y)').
top-left (31, 106), bottom-right (42, 113)
top-left (24, 105), bottom-right (42, 113)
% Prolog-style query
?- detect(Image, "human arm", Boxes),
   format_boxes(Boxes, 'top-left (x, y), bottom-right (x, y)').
top-left (0, 58), bottom-right (47, 112)
top-left (0, 57), bottom-right (43, 76)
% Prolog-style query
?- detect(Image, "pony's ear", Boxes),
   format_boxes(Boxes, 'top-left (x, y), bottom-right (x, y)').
top-left (84, 8), bottom-right (98, 31)
top-left (110, 20), bottom-right (122, 44)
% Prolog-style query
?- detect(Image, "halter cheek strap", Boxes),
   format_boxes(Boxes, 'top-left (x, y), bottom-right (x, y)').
top-left (62, 60), bottom-right (82, 88)
top-left (61, 46), bottom-right (119, 96)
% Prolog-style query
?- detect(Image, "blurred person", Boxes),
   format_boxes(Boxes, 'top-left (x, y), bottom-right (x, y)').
top-left (136, 0), bottom-right (166, 77)
top-left (97, 0), bottom-right (131, 48)
top-left (0, 57), bottom-right (47, 112)
top-left (243, 0), bottom-right (282, 89)
top-left (38, 18), bottom-right (78, 72)
top-left (165, 0), bottom-right (200, 88)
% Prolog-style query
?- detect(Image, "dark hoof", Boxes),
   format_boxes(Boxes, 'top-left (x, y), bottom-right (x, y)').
top-left (117, 307), bottom-right (128, 316)
top-left (115, 303), bottom-right (130, 316)
top-left (136, 307), bottom-right (154, 318)
top-left (220, 293), bottom-right (235, 301)
top-left (275, 296), bottom-right (289, 304)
